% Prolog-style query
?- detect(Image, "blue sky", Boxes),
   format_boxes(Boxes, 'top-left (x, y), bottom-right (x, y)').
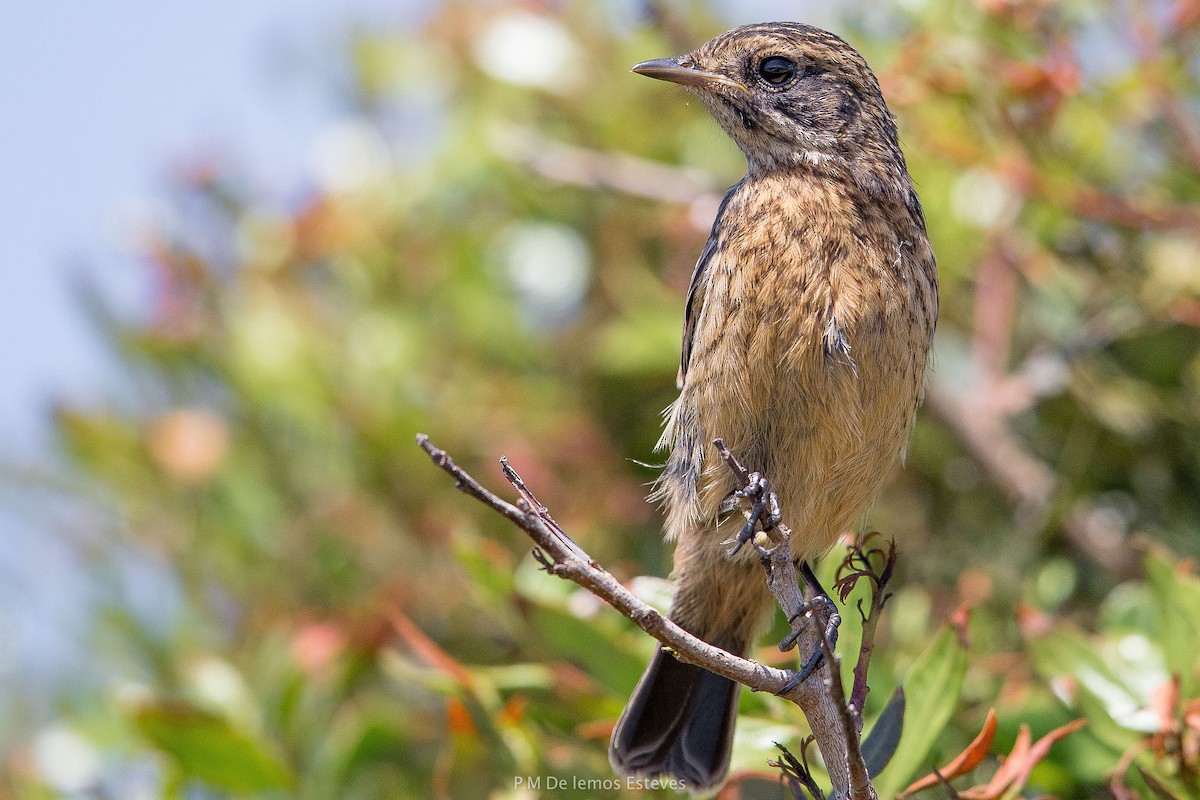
top-left (0, 0), bottom-right (431, 700)
top-left (0, 0), bottom-right (430, 456)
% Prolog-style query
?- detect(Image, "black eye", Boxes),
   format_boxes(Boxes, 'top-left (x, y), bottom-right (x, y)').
top-left (758, 56), bottom-right (797, 86)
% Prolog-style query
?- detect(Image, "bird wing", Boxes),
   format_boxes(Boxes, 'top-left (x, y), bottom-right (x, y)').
top-left (678, 182), bottom-right (742, 389)
top-left (678, 234), bottom-right (718, 388)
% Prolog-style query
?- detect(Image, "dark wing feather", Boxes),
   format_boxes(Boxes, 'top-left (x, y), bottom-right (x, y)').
top-left (678, 235), bottom-right (718, 388)
top-left (678, 182), bottom-right (742, 388)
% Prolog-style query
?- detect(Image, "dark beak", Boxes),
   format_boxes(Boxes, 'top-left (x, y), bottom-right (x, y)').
top-left (631, 56), bottom-right (749, 95)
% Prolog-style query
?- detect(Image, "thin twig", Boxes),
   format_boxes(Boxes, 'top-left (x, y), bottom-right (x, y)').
top-left (417, 436), bottom-right (805, 696)
top-left (770, 739), bottom-right (828, 800)
top-left (834, 533), bottom-right (896, 728)
top-left (499, 455), bottom-right (590, 561)
top-left (713, 437), bottom-right (751, 484)
top-left (418, 435), bottom-right (532, 526)
top-left (818, 632), bottom-right (872, 800)
top-left (713, 439), bottom-right (813, 668)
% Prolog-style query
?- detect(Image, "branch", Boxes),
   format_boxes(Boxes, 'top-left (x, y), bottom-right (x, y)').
top-left (834, 533), bottom-right (896, 725)
top-left (711, 439), bottom-right (871, 799)
top-left (418, 436), bottom-right (801, 691)
top-left (417, 434), bottom-right (876, 800)
top-left (489, 124), bottom-right (719, 208)
top-left (927, 379), bottom-right (1138, 575)
top-left (770, 739), bottom-right (828, 800)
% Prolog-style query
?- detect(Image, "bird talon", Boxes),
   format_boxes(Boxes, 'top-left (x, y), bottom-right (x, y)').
top-left (725, 517), bottom-right (758, 556)
top-left (726, 477), bottom-right (773, 557)
top-left (726, 474), bottom-right (781, 560)
top-left (780, 627), bottom-right (805, 652)
top-left (780, 567), bottom-right (842, 668)
top-left (763, 491), bottom-right (783, 532)
top-left (775, 645), bottom-right (824, 695)
top-left (734, 472), bottom-right (766, 500)
top-left (775, 673), bottom-right (801, 695)
top-left (751, 534), bottom-right (775, 558)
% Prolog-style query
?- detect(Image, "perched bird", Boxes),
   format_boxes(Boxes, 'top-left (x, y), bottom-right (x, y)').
top-left (610, 23), bottom-right (938, 791)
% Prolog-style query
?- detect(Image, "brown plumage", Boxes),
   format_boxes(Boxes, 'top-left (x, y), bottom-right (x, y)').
top-left (610, 22), bottom-right (938, 791)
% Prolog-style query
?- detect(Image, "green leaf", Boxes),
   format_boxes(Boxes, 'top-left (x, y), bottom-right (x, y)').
top-left (1025, 623), bottom-right (1144, 753)
top-left (133, 702), bottom-right (294, 793)
top-left (528, 606), bottom-right (645, 692)
top-left (1138, 765), bottom-right (1190, 800)
top-left (1143, 544), bottom-right (1200, 696)
top-left (871, 624), bottom-right (969, 800)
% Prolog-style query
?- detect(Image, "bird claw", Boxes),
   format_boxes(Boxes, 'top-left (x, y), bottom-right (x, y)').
top-left (781, 593), bottom-right (840, 651)
top-left (725, 473), bottom-right (783, 557)
top-left (734, 472), bottom-right (766, 501)
top-left (776, 569), bottom-right (842, 694)
top-left (775, 647), bottom-right (824, 695)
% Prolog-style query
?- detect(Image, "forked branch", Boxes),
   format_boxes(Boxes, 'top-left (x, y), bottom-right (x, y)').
top-left (417, 434), bottom-right (881, 800)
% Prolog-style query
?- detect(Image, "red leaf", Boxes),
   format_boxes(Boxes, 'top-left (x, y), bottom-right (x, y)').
top-left (387, 607), bottom-right (475, 689)
top-left (960, 719), bottom-right (1085, 800)
top-left (959, 724), bottom-right (1031, 800)
top-left (900, 708), bottom-right (998, 797)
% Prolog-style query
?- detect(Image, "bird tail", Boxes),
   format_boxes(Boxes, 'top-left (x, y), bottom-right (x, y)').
top-left (608, 634), bottom-right (744, 792)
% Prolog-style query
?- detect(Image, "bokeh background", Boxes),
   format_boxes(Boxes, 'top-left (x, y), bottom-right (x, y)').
top-left (3, 0), bottom-right (1200, 797)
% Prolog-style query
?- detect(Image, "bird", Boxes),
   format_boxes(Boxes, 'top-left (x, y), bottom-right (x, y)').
top-left (609, 22), bottom-right (938, 791)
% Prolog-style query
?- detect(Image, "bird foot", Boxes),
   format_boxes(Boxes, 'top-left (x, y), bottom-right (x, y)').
top-left (725, 472), bottom-right (783, 557)
top-left (780, 593), bottom-right (840, 652)
top-left (775, 564), bottom-right (842, 694)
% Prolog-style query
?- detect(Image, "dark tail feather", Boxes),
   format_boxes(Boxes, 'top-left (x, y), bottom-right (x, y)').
top-left (609, 643), bottom-right (742, 791)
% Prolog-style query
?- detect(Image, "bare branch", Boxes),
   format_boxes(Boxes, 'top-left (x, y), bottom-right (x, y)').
top-left (417, 435), bottom-right (803, 697)
top-left (489, 124), bottom-right (719, 207)
top-left (498, 455), bottom-right (590, 562)
top-left (417, 435), bottom-right (533, 525)
top-left (821, 632), bottom-right (872, 800)
top-left (835, 533), bottom-right (896, 724)
top-left (770, 739), bottom-right (828, 800)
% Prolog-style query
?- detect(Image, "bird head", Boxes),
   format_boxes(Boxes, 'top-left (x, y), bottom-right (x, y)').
top-left (633, 23), bottom-right (905, 186)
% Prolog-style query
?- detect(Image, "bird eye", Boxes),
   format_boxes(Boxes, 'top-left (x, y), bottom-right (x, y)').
top-left (758, 56), bottom-right (797, 86)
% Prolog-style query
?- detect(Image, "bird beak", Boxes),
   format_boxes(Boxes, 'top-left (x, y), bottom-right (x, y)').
top-left (631, 56), bottom-right (748, 96)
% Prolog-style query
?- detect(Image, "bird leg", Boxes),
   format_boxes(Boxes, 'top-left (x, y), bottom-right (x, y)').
top-left (774, 561), bottom-right (841, 694)
top-left (711, 438), bottom-right (841, 692)
top-left (725, 471), bottom-right (783, 557)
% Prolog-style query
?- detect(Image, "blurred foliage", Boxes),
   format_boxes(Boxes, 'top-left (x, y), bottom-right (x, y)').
top-left (12, 0), bottom-right (1200, 797)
